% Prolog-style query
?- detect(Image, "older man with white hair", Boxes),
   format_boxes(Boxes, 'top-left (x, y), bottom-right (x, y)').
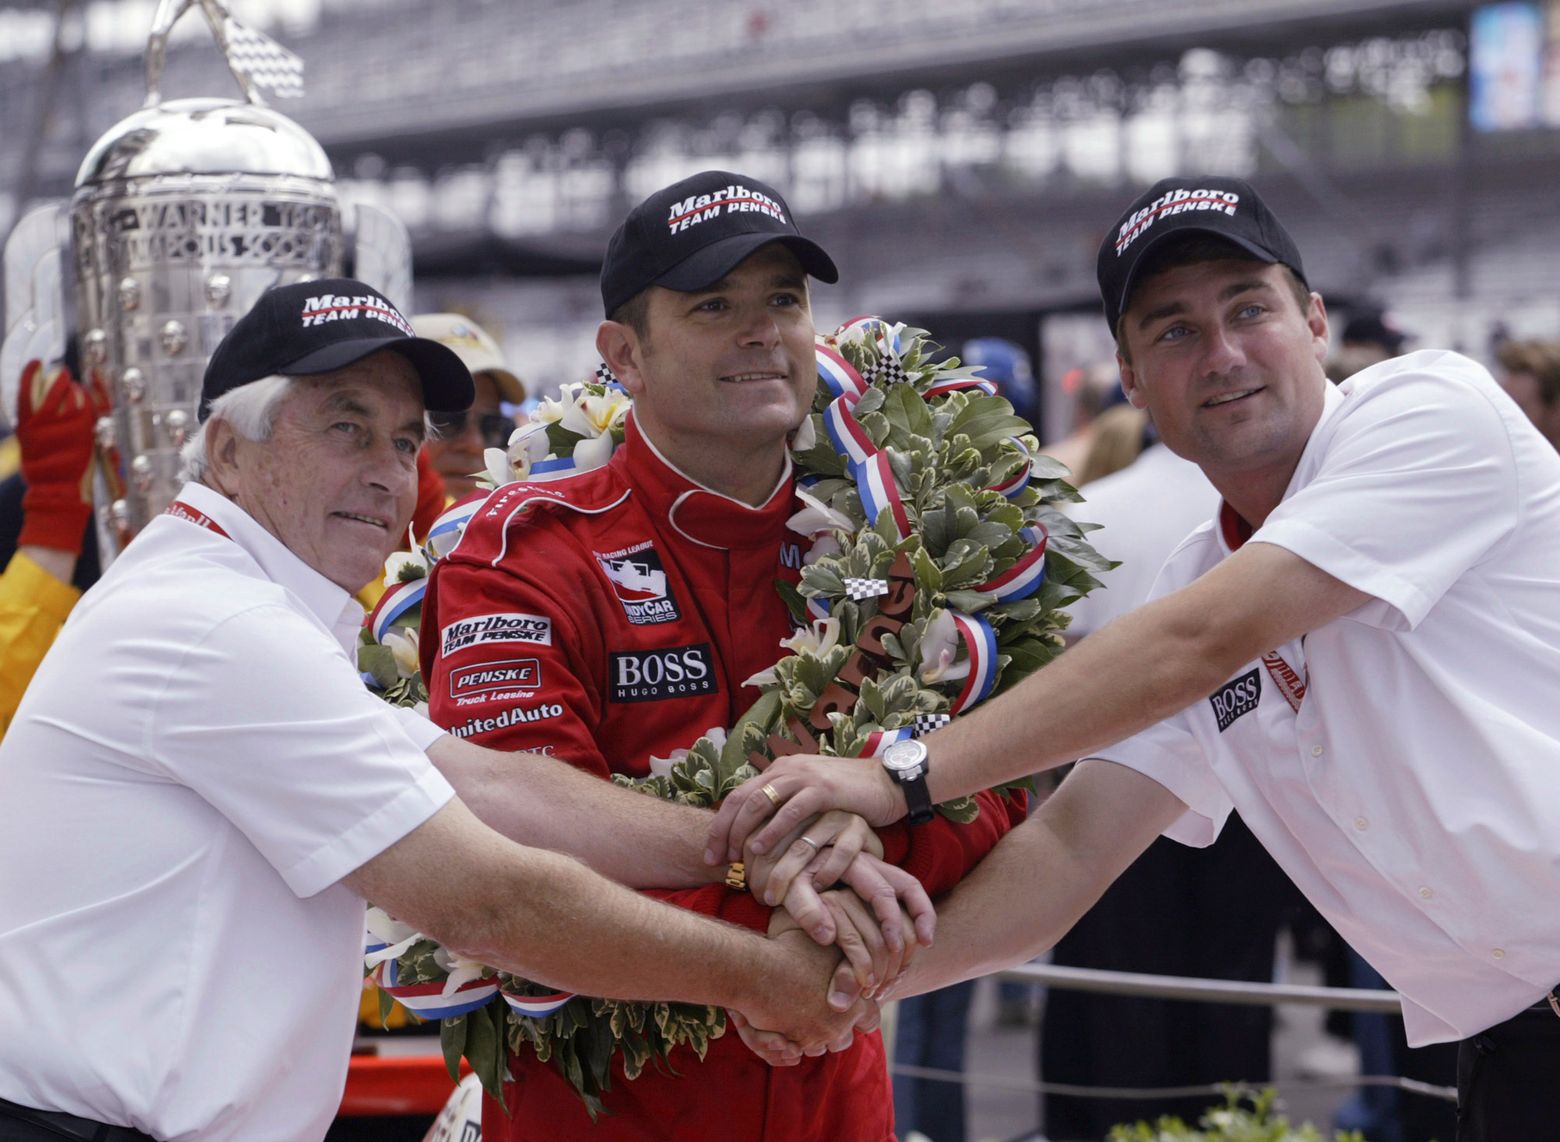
top-left (0, 278), bottom-right (875, 1142)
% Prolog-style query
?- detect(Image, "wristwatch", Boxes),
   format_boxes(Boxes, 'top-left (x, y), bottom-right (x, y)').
top-left (881, 739), bottom-right (934, 825)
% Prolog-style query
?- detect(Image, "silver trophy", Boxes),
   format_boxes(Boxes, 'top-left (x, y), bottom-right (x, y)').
top-left (2, 0), bottom-right (410, 562)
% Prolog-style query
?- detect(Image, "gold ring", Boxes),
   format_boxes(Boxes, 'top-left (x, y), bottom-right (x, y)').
top-left (760, 782), bottom-right (782, 809)
top-left (797, 836), bottom-right (820, 853)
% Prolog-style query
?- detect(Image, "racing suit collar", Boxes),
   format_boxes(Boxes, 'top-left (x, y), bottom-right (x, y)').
top-left (622, 414), bottom-right (798, 551)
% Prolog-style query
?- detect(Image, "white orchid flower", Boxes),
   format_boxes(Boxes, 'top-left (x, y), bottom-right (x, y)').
top-left (382, 549), bottom-right (429, 588)
top-left (561, 389), bottom-right (633, 440)
top-left (746, 617), bottom-right (842, 687)
top-left (917, 609), bottom-right (970, 684)
top-left (482, 446), bottom-right (515, 488)
top-left (381, 628), bottom-right (420, 679)
top-left (787, 487), bottom-right (854, 537)
top-left (432, 946), bottom-right (492, 996)
top-left (803, 534), bottom-right (843, 566)
top-left (572, 429), bottom-right (616, 472)
top-left (533, 382), bottom-right (583, 425)
top-left (364, 906), bottom-right (422, 967)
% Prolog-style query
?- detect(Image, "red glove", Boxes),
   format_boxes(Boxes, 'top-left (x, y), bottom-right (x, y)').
top-left (17, 360), bottom-right (97, 555)
top-left (409, 446), bottom-right (448, 544)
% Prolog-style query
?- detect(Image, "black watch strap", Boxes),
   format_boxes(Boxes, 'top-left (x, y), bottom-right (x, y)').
top-left (900, 773), bottom-right (935, 825)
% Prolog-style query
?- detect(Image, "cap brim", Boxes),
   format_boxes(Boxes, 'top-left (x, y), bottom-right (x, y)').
top-left (655, 233), bottom-right (839, 294)
top-left (1114, 228), bottom-right (1291, 329)
top-left (280, 337), bottom-right (475, 413)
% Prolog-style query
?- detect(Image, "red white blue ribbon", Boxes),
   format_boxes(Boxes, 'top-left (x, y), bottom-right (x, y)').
top-left (816, 342), bottom-right (870, 403)
top-left (371, 959), bottom-right (500, 1019)
top-left (837, 315), bottom-right (902, 355)
top-left (857, 452), bottom-right (911, 540)
top-left (973, 525), bottom-right (1048, 602)
top-left (822, 396), bottom-right (875, 467)
top-left (988, 438), bottom-right (1033, 499)
top-left (369, 576), bottom-right (426, 644)
top-left (528, 455), bottom-right (580, 479)
top-left (501, 989), bottom-right (577, 1019)
top-left (949, 611), bottom-right (998, 714)
top-left (426, 497), bottom-right (482, 557)
top-left (924, 375), bottom-right (998, 399)
top-left (857, 726), bottom-right (913, 756)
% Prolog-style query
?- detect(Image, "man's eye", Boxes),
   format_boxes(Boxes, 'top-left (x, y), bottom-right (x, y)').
top-left (1237, 303), bottom-right (1266, 320)
top-left (394, 437), bottom-right (419, 455)
top-left (1157, 325), bottom-right (1189, 344)
top-left (694, 298), bottom-right (727, 313)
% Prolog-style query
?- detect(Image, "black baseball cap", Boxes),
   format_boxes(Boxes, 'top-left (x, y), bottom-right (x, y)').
top-left (600, 170), bottom-right (839, 317)
top-left (200, 278), bottom-right (474, 421)
top-left (1096, 176), bottom-right (1306, 333)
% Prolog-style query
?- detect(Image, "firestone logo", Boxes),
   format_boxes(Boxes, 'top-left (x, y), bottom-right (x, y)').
top-left (299, 293), bottom-right (414, 334)
top-left (1115, 189), bottom-right (1241, 257)
top-left (666, 183), bottom-right (785, 235)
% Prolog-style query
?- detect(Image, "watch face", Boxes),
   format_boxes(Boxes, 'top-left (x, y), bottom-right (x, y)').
top-left (883, 739), bottom-right (926, 772)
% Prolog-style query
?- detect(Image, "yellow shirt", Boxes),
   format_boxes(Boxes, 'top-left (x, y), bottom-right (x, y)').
top-left (0, 551), bottom-right (82, 735)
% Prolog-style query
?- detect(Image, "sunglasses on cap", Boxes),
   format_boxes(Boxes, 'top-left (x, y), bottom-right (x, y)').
top-left (429, 409), bottom-right (514, 450)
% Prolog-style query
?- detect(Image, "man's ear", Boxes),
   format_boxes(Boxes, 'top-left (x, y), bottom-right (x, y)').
top-left (1117, 354), bottom-right (1148, 410)
top-left (1306, 292), bottom-right (1330, 368)
top-left (204, 417), bottom-right (244, 494)
top-left (597, 321), bottom-right (646, 397)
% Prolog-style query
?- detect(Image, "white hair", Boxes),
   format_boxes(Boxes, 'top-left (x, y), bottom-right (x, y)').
top-left (178, 375), bottom-right (295, 484)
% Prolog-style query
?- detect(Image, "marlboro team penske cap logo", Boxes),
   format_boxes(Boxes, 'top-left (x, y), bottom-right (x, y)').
top-left (1094, 176), bottom-right (1306, 333)
top-left (665, 183), bottom-right (788, 235)
top-left (297, 291), bottom-right (416, 335)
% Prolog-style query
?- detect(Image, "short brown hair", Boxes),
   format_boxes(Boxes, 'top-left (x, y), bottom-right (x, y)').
top-left (1114, 234), bottom-right (1311, 358)
top-left (609, 292), bottom-right (651, 338)
top-left (1495, 339), bottom-right (1560, 407)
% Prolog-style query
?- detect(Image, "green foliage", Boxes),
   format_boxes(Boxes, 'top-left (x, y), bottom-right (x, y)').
top-left (1107, 1088), bottom-right (1368, 1142)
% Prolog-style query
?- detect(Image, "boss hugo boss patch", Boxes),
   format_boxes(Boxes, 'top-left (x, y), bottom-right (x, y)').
top-left (1210, 667), bottom-right (1262, 732)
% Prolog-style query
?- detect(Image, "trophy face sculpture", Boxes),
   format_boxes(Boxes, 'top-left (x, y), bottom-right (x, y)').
top-left (4, 0), bottom-right (410, 563)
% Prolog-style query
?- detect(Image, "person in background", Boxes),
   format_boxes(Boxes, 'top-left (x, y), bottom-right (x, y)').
top-left (411, 313), bottom-right (527, 501)
top-left (1327, 306), bottom-right (1409, 381)
top-left (0, 359), bottom-right (100, 734)
top-left (1495, 338), bottom-right (1560, 451)
top-left (1040, 361), bottom-right (1128, 478)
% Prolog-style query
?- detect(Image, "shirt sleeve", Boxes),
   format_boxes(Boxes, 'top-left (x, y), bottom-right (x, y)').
top-left (421, 551), bottom-right (610, 775)
top-left (0, 551), bottom-right (81, 736)
top-left (889, 788), bottom-right (1027, 895)
top-left (1093, 713), bottom-right (1233, 847)
top-left (1253, 355), bottom-right (1522, 631)
top-left (143, 601), bottom-right (454, 898)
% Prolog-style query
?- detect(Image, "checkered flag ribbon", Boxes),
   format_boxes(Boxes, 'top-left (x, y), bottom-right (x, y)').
top-left (861, 356), bottom-right (911, 387)
top-left (223, 17), bottom-right (304, 98)
top-left (843, 577), bottom-right (889, 601)
top-left (595, 361), bottom-right (620, 387)
top-left (911, 713), bottom-right (952, 737)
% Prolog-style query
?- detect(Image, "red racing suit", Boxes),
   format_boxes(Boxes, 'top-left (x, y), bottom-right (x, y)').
top-left (420, 415), bottom-right (1023, 1141)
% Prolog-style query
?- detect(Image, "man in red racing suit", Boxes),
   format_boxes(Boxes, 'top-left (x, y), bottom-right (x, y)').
top-left (420, 170), bottom-right (1023, 1141)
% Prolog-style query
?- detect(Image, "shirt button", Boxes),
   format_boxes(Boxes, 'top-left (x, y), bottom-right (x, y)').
top-left (1311, 745), bottom-right (1324, 757)
top-left (1493, 949), bottom-right (1506, 960)
top-left (1418, 886), bottom-right (1433, 899)
top-left (1353, 817), bottom-right (1369, 831)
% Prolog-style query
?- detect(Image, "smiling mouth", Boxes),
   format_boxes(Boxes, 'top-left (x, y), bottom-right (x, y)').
top-left (721, 371), bottom-right (788, 384)
top-left (1203, 387), bottom-right (1263, 408)
top-left (334, 511), bottom-right (389, 530)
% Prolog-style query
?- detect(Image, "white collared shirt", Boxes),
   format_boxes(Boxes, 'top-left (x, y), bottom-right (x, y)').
top-left (0, 482), bottom-right (452, 1141)
top-left (1102, 350), bottom-right (1560, 1045)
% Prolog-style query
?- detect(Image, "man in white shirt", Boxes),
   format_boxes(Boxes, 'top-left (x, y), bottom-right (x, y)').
top-left (0, 279), bottom-right (886, 1142)
top-left (713, 176), bottom-right (1560, 1139)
